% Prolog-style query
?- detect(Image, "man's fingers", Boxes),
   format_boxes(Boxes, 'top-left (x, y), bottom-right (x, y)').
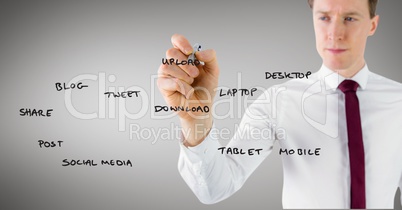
top-left (157, 76), bottom-right (194, 99)
top-left (196, 49), bottom-right (219, 76)
top-left (165, 48), bottom-right (199, 78)
top-left (171, 34), bottom-right (193, 55)
top-left (158, 63), bottom-right (194, 85)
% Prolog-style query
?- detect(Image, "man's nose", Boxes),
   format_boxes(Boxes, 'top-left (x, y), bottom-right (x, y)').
top-left (328, 19), bottom-right (345, 41)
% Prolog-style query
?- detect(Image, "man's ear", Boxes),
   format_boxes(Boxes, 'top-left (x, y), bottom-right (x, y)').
top-left (369, 15), bottom-right (380, 36)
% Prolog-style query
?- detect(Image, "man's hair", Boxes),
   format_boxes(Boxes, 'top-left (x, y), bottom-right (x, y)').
top-left (307, 0), bottom-right (378, 19)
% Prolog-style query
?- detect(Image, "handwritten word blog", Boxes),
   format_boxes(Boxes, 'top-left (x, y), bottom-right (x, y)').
top-left (218, 147), bottom-right (263, 156)
top-left (219, 88), bottom-right (257, 97)
top-left (265, 71), bottom-right (312, 79)
top-left (162, 58), bottom-right (200, 66)
top-left (55, 82), bottom-right (88, 91)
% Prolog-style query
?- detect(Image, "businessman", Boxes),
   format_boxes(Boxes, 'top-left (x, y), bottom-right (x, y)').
top-left (157, 0), bottom-right (402, 208)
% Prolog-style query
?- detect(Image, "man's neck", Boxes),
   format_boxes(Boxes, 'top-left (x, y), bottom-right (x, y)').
top-left (326, 61), bottom-right (366, 79)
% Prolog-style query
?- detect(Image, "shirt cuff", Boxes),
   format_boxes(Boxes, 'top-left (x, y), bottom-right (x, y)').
top-left (179, 127), bottom-right (221, 165)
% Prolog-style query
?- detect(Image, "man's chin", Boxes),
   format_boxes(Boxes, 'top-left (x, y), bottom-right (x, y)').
top-left (324, 60), bottom-right (350, 72)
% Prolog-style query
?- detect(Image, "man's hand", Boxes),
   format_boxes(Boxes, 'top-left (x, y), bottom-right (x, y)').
top-left (157, 34), bottom-right (220, 146)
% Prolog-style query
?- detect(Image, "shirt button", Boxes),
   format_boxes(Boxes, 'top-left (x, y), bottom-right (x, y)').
top-left (192, 167), bottom-right (200, 174)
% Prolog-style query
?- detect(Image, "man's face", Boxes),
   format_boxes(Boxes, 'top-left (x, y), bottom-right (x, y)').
top-left (313, 0), bottom-right (379, 76)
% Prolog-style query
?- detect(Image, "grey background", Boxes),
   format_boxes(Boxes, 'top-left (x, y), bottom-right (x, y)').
top-left (0, 0), bottom-right (401, 210)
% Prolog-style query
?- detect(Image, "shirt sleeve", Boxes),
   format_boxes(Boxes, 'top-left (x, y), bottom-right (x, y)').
top-left (399, 174), bottom-right (402, 206)
top-left (178, 88), bottom-right (279, 204)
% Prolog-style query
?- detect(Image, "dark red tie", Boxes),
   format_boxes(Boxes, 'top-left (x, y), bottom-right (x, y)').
top-left (339, 80), bottom-right (366, 209)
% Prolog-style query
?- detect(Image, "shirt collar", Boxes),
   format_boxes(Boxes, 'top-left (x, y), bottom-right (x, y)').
top-left (317, 64), bottom-right (369, 91)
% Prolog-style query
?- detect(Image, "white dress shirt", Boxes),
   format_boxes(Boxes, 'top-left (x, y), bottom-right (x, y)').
top-left (178, 65), bottom-right (402, 209)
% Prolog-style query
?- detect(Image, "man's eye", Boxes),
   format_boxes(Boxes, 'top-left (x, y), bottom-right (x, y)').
top-left (319, 17), bottom-right (329, 21)
top-left (345, 17), bottom-right (355, 22)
